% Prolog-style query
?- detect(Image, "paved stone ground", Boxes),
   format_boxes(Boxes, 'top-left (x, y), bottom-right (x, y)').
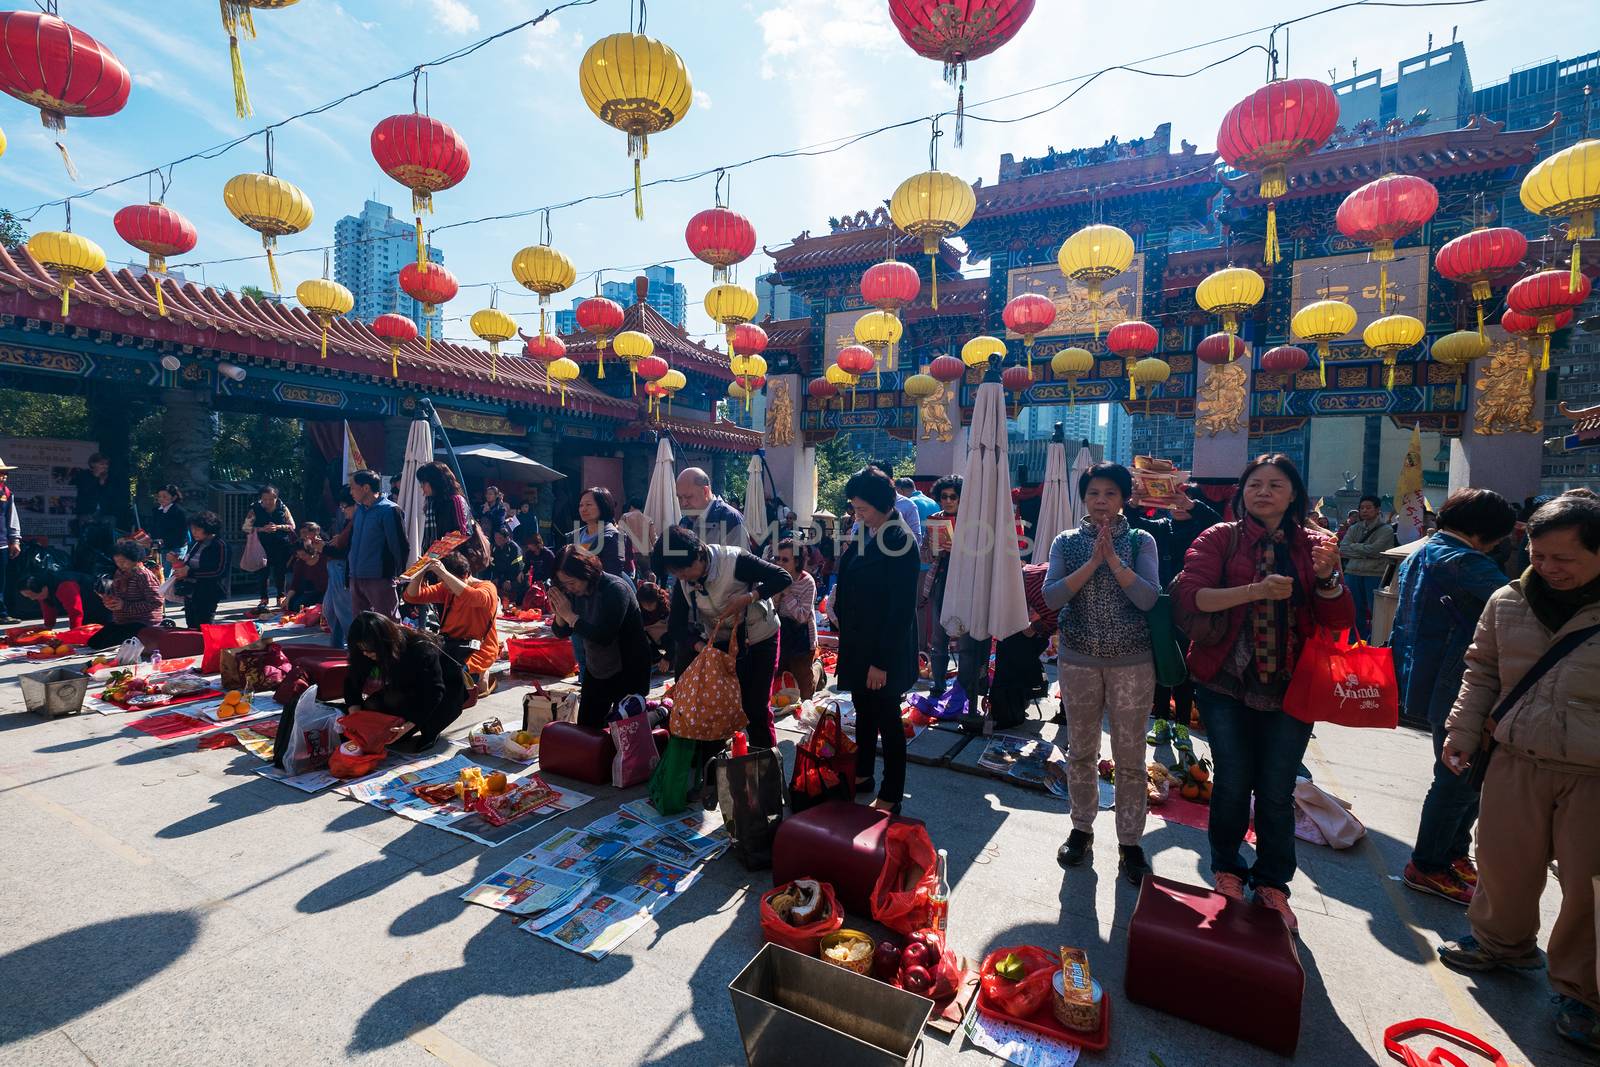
top-left (0, 598), bottom-right (1591, 1066)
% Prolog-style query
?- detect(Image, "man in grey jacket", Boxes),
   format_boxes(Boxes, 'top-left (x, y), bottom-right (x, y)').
top-left (1339, 494), bottom-right (1396, 641)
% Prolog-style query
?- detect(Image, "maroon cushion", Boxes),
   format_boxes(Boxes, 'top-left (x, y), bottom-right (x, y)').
top-left (771, 801), bottom-right (925, 917)
top-left (539, 721), bottom-right (614, 785)
top-left (1125, 876), bottom-right (1304, 1055)
top-left (136, 627), bottom-right (204, 659)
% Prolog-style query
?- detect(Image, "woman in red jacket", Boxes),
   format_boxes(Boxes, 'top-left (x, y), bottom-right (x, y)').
top-left (1172, 455), bottom-right (1353, 934)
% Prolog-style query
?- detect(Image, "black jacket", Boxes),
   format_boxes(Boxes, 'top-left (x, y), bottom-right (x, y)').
top-left (344, 632), bottom-right (467, 737)
top-left (832, 522), bottom-right (920, 695)
top-left (149, 504), bottom-right (189, 553)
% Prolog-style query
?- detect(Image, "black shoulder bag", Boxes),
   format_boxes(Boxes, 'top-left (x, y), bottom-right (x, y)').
top-left (1465, 622), bottom-right (1600, 787)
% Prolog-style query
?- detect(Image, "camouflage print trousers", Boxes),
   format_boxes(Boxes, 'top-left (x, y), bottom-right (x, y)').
top-left (1060, 659), bottom-right (1156, 846)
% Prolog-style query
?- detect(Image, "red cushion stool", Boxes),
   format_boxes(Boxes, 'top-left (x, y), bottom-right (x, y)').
top-left (1125, 875), bottom-right (1304, 1055)
top-left (136, 626), bottom-right (205, 659)
top-left (770, 801), bottom-right (925, 917)
top-left (538, 722), bottom-right (669, 785)
top-left (280, 645), bottom-right (350, 702)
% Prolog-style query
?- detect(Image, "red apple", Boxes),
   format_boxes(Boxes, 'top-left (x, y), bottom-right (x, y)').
top-left (873, 941), bottom-right (902, 980)
top-left (900, 941), bottom-right (932, 969)
top-left (899, 964), bottom-right (932, 994)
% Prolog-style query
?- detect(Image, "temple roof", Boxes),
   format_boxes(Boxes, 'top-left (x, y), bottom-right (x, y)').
top-left (1559, 401), bottom-right (1600, 436)
top-left (768, 206), bottom-right (963, 277)
top-left (0, 245), bottom-right (633, 419)
top-left (1224, 115), bottom-right (1557, 204)
top-left (617, 412), bottom-right (762, 453)
top-left (973, 148), bottom-right (1219, 221)
top-left (900, 276), bottom-right (988, 324)
top-left (760, 316), bottom-right (813, 353)
top-left (557, 276), bottom-right (734, 382)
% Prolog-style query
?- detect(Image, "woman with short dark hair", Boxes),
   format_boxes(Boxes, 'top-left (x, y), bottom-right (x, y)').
top-left (344, 611), bottom-right (467, 752)
top-left (1172, 454), bottom-right (1353, 933)
top-left (244, 484), bottom-right (296, 614)
top-left (1043, 462), bottom-right (1161, 883)
top-left (772, 537), bottom-right (819, 698)
top-left (832, 467), bottom-right (920, 812)
top-left (576, 486), bottom-right (627, 576)
top-left (173, 511), bottom-right (230, 628)
top-left (653, 524), bottom-right (791, 747)
top-left (150, 484), bottom-right (188, 558)
top-left (548, 545), bottom-right (654, 728)
top-left (87, 539), bottom-right (166, 648)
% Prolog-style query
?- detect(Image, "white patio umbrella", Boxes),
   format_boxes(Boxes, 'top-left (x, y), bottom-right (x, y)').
top-left (1064, 442), bottom-right (1094, 531)
top-left (940, 379), bottom-right (1029, 643)
top-left (643, 435), bottom-right (680, 549)
top-left (395, 418), bottom-right (433, 568)
top-left (1031, 439), bottom-right (1070, 564)
top-left (792, 446), bottom-right (817, 536)
top-left (745, 453), bottom-right (767, 547)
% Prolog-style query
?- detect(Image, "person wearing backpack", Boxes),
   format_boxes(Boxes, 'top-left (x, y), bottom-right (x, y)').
top-left (1436, 495), bottom-right (1600, 1052)
top-left (347, 469), bottom-right (408, 621)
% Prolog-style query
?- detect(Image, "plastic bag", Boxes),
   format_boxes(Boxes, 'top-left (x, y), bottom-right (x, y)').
top-left (906, 683), bottom-right (968, 721)
top-left (648, 734), bottom-right (698, 816)
top-left (789, 701), bottom-right (857, 814)
top-left (201, 621), bottom-right (260, 675)
top-left (760, 881), bottom-right (843, 956)
top-left (978, 946), bottom-right (1056, 1018)
top-left (870, 821), bottom-right (939, 935)
top-left (1292, 777), bottom-right (1366, 849)
top-left (115, 636), bottom-right (145, 666)
top-left (279, 684), bottom-right (341, 775)
top-left (240, 530), bottom-right (267, 573)
top-left (468, 730), bottom-right (538, 763)
top-left (709, 743), bottom-right (785, 869)
top-left (329, 708), bottom-right (406, 780)
top-left (1383, 1019), bottom-right (1507, 1067)
top-left (609, 695), bottom-right (660, 788)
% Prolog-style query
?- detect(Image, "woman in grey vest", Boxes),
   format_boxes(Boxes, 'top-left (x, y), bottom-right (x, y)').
top-left (1043, 462), bottom-right (1161, 885)
top-left (654, 525), bottom-right (792, 748)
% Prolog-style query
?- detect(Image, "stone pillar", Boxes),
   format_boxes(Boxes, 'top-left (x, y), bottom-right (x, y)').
top-left (382, 416), bottom-right (412, 478)
top-left (1448, 354), bottom-right (1546, 503)
top-left (914, 379), bottom-right (963, 477)
top-left (1191, 360), bottom-right (1252, 480)
top-left (525, 433), bottom-right (556, 530)
top-left (159, 388), bottom-right (217, 496)
top-left (763, 374), bottom-right (805, 510)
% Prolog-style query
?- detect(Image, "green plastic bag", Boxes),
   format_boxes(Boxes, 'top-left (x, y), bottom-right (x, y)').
top-left (648, 735), bottom-right (698, 816)
top-left (1132, 535), bottom-right (1188, 689)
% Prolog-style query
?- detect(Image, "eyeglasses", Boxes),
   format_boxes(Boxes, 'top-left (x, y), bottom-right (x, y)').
top-left (939, 493), bottom-right (959, 501)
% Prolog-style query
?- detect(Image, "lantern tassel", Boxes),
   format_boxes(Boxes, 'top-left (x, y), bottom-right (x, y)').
top-left (597, 340), bottom-right (606, 379)
top-left (631, 366), bottom-right (638, 396)
top-left (319, 324), bottom-right (328, 361)
top-left (633, 158), bottom-right (644, 221)
top-left (1476, 304), bottom-right (1485, 340)
top-left (415, 219), bottom-right (426, 271)
top-left (229, 35), bottom-right (252, 119)
top-left (929, 255), bottom-right (938, 309)
top-left (1319, 355), bottom-right (1327, 388)
top-left (265, 241), bottom-right (281, 294)
top-left (491, 347), bottom-right (498, 383)
top-left (955, 84), bottom-right (965, 148)
top-left (1541, 334), bottom-right (1551, 373)
top-left (1378, 262), bottom-right (1389, 314)
top-left (1264, 204), bottom-right (1281, 266)
top-left (1573, 234), bottom-right (1584, 295)
top-left (1128, 371), bottom-right (1135, 400)
top-left (153, 276), bottom-right (166, 318)
top-left (424, 316), bottom-right (433, 353)
top-left (52, 138), bottom-right (79, 181)
top-left (60, 276), bottom-right (73, 319)
top-left (1386, 362), bottom-right (1395, 390)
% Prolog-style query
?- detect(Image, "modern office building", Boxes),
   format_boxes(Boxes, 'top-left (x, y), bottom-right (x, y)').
top-left (332, 200), bottom-right (444, 337)
top-left (757, 275), bottom-right (811, 322)
top-left (600, 265), bottom-right (686, 328)
top-left (553, 297), bottom-right (583, 337)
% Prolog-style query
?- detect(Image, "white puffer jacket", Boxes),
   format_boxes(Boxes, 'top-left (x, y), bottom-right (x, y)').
top-left (1445, 580), bottom-right (1600, 775)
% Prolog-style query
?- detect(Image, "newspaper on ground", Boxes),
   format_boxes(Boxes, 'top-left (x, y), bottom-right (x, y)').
top-left (520, 849), bottom-right (701, 959)
top-left (460, 826), bottom-right (633, 917)
top-left (963, 1009), bottom-right (1081, 1067)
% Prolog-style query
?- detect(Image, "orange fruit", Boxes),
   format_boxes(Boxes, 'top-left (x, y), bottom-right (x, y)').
top-left (1190, 763), bottom-right (1210, 783)
top-left (1181, 782), bottom-right (1201, 800)
top-left (224, 690), bottom-right (243, 704)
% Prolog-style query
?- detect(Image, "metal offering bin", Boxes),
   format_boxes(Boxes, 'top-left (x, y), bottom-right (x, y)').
top-left (20, 666), bottom-right (91, 717)
top-left (728, 943), bottom-right (933, 1067)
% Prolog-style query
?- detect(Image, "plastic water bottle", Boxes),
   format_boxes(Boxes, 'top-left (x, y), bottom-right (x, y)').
top-left (150, 651), bottom-right (162, 673)
top-left (731, 730), bottom-right (749, 757)
top-left (929, 848), bottom-right (950, 943)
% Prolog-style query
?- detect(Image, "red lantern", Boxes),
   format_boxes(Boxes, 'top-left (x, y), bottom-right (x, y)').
top-left (1335, 174), bottom-right (1438, 313)
top-left (113, 202), bottom-right (197, 317)
top-left (837, 345), bottom-right (876, 378)
top-left (0, 11), bottom-right (131, 177)
top-left (637, 355), bottom-right (670, 383)
top-left (1501, 308), bottom-right (1573, 339)
top-left (730, 322), bottom-right (769, 357)
top-left (398, 261), bottom-right (458, 352)
top-left (371, 113), bottom-right (471, 269)
top-left (888, 0), bottom-right (1036, 141)
top-left (524, 331), bottom-right (567, 363)
top-left (1506, 269), bottom-right (1592, 371)
top-left (371, 313), bottom-right (419, 379)
top-left (808, 378), bottom-right (839, 402)
top-left (1436, 227), bottom-right (1529, 336)
top-left (575, 295), bottom-right (625, 378)
top-left (1002, 292), bottom-right (1057, 374)
top-left (1216, 77), bottom-right (1340, 265)
top-left (861, 260), bottom-right (921, 311)
top-left (929, 353), bottom-right (966, 383)
top-left (1106, 320), bottom-right (1157, 360)
top-left (685, 207), bottom-right (756, 283)
top-left (1198, 331), bottom-right (1253, 365)
top-left (1260, 345), bottom-right (1309, 375)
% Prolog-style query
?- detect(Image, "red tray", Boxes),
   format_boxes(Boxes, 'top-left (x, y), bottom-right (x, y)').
top-left (977, 981), bottom-right (1111, 1053)
top-left (100, 688), bottom-right (224, 712)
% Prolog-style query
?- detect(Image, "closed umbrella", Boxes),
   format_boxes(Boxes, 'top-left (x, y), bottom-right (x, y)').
top-left (745, 453), bottom-right (767, 549)
top-left (940, 380), bottom-right (1029, 643)
top-left (1065, 443), bottom-right (1094, 531)
top-left (395, 418), bottom-right (432, 568)
top-left (644, 435), bottom-right (680, 549)
top-left (1032, 440), bottom-right (1070, 564)
top-left (792, 446), bottom-right (817, 540)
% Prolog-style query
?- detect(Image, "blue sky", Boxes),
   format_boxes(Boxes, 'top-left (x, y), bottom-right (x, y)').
top-left (1, 0), bottom-right (1591, 347)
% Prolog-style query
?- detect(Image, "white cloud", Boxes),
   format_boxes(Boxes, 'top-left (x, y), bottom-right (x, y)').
top-left (694, 89), bottom-right (713, 111)
top-left (519, 16), bottom-right (584, 70)
top-left (755, 1), bottom-right (897, 86)
top-left (429, 0), bottom-right (479, 34)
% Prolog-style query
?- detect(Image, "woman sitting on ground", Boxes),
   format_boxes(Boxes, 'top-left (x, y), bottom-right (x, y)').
top-left (87, 540), bottom-right (165, 648)
top-left (19, 571), bottom-right (110, 630)
top-left (171, 511), bottom-right (230, 629)
top-left (343, 610), bottom-right (467, 752)
top-left (547, 545), bottom-right (654, 729)
top-left (402, 550), bottom-right (501, 696)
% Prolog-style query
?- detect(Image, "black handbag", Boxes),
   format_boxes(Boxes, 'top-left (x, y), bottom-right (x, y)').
top-left (1465, 622), bottom-right (1600, 788)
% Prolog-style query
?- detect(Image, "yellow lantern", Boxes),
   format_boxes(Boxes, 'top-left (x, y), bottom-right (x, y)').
top-left (27, 230), bottom-right (105, 319)
top-left (660, 367), bottom-right (686, 415)
top-left (824, 361), bottom-right (859, 409)
top-left (853, 310), bottom-right (904, 380)
top-left (1431, 329), bottom-right (1489, 405)
top-left (578, 32), bottom-right (693, 219)
top-left (611, 329), bottom-right (655, 395)
top-left (1363, 313), bottom-right (1425, 390)
top-left (1291, 299), bottom-right (1358, 386)
top-left (962, 334), bottom-right (1006, 369)
top-left (223, 170), bottom-right (313, 294)
top-left (470, 306), bottom-right (517, 382)
top-left (704, 283), bottom-right (758, 346)
top-left (903, 372), bottom-right (941, 403)
top-left (0, 126), bottom-right (7, 159)
top-left (512, 242), bottom-right (576, 341)
top-left (294, 278), bottom-right (353, 361)
top-left (1057, 224), bottom-right (1135, 338)
top-left (889, 169), bottom-right (975, 309)
top-left (1520, 138), bottom-right (1600, 291)
top-left (728, 381), bottom-right (750, 401)
top-left (730, 353), bottom-right (767, 411)
top-left (1196, 266), bottom-right (1264, 360)
top-left (547, 356), bottom-right (581, 407)
top-left (1050, 346), bottom-right (1095, 408)
top-left (1130, 356), bottom-right (1171, 402)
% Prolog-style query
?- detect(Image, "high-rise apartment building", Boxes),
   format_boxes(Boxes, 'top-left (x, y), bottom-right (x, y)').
top-left (333, 200), bottom-right (444, 337)
top-left (599, 265), bottom-right (687, 327)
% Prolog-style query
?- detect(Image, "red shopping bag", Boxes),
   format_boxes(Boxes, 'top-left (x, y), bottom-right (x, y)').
top-left (760, 881), bottom-right (843, 956)
top-left (506, 635), bottom-right (577, 677)
top-left (1283, 629), bottom-right (1398, 729)
top-left (1383, 1019), bottom-right (1507, 1067)
top-left (201, 621), bottom-right (260, 675)
top-left (870, 821), bottom-right (939, 935)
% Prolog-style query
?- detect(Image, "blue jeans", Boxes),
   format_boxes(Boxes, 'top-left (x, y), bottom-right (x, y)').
top-left (1347, 573), bottom-right (1381, 642)
top-left (1411, 720), bottom-right (1480, 873)
top-left (1195, 686), bottom-right (1314, 894)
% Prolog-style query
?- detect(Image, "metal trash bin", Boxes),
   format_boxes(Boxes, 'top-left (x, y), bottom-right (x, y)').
top-left (20, 667), bottom-right (91, 717)
top-left (728, 943), bottom-right (933, 1067)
